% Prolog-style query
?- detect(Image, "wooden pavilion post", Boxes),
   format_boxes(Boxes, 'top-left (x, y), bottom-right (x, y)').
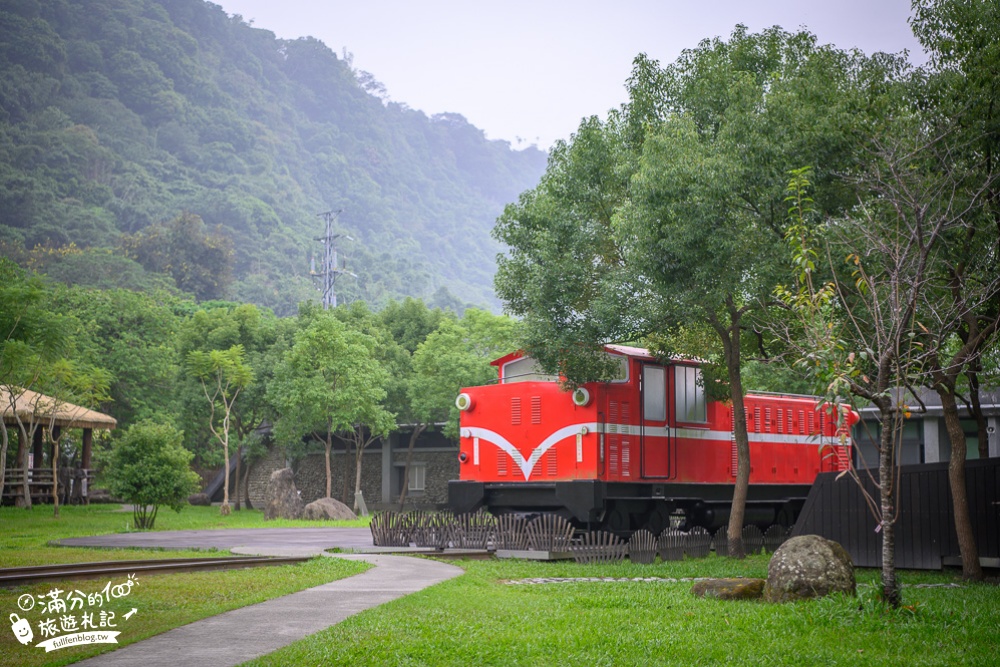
top-left (32, 429), bottom-right (43, 469)
top-left (81, 428), bottom-right (92, 504)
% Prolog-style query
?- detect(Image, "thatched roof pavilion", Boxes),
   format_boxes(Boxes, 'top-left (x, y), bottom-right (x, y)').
top-left (1, 387), bottom-right (116, 473)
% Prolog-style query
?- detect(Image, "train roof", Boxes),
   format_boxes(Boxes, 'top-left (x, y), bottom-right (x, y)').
top-left (491, 344), bottom-right (667, 368)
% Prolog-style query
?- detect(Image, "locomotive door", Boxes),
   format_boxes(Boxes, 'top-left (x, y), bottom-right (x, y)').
top-left (640, 363), bottom-right (673, 478)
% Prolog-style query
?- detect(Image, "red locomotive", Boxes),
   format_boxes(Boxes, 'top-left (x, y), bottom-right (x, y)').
top-left (448, 345), bottom-right (857, 534)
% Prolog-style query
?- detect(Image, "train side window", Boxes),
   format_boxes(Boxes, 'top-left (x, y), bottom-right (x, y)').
top-left (675, 365), bottom-right (707, 423)
top-left (643, 366), bottom-right (666, 421)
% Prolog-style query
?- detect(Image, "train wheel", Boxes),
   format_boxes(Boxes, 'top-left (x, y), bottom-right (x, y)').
top-left (605, 503), bottom-right (629, 534)
top-left (643, 505), bottom-right (670, 536)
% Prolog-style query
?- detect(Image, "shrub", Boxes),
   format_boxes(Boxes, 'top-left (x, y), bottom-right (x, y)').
top-left (105, 421), bottom-right (200, 529)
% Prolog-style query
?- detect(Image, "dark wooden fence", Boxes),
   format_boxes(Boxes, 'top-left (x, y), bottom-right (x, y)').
top-left (792, 458), bottom-right (1000, 569)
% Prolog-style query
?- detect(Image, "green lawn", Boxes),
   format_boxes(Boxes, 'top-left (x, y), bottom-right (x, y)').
top-left (0, 504), bottom-right (371, 667)
top-left (2, 505), bottom-right (997, 667)
top-left (0, 503), bottom-right (370, 568)
top-left (246, 556), bottom-right (1000, 667)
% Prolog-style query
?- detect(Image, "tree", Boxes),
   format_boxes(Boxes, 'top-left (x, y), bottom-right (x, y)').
top-left (105, 421), bottom-right (200, 529)
top-left (120, 212), bottom-right (234, 301)
top-left (494, 29), bottom-right (901, 557)
top-left (36, 358), bottom-right (111, 518)
top-left (399, 318), bottom-right (503, 508)
top-left (270, 311), bottom-right (393, 508)
top-left (0, 259), bottom-right (72, 508)
top-left (186, 344), bottom-right (253, 515)
top-left (911, 0), bottom-right (1000, 459)
top-left (776, 114), bottom-right (978, 603)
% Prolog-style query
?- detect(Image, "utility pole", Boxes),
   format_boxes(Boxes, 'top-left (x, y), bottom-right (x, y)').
top-left (311, 210), bottom-right (356, 309)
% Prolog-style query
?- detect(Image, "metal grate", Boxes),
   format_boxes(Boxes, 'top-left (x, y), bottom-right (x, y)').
top-left (511, 397), bottom-right (521, 425)
top-left (531, 396), bottom-right (542, 424)
top-left (497, 450), bottom-right (507, 476)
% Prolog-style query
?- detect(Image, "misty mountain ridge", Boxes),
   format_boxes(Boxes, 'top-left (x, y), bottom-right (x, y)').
top-left (0, 0), bottom-right (547, 313)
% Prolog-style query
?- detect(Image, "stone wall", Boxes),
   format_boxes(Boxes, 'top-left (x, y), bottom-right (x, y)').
top-left (246, 429), bottom-right (460, 512)
top-left (412, 449), bottom-right (457, 507)
top-left (293, 449), bottom-right (382, 506)
top-left (247, 445), bottom-right (286, 509)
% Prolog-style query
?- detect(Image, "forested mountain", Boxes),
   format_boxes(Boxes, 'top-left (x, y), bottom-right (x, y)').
top-left (0, 0), bottom-right (547, 313)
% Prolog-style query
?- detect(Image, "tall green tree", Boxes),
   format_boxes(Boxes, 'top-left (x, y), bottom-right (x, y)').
top-left (0, 259), bottom-right (72, 508)
top-left (270, 311), bottom-right (393, 507)
top-left (186, 344), bottom-right (253, 515)
top-left (495, 28), bottom-right (903, 556)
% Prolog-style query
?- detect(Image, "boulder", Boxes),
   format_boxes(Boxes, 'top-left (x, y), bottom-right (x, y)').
top-left (188, 493), bottom-right (211, 506)
top-left (691, 578), bottom-right (765, 600)
top-left (263, 468), bottom-right (304, 520)
top-left (303, 497), bottom-right (358, 521)
top-left (764, 534), bottom-right (856, 603)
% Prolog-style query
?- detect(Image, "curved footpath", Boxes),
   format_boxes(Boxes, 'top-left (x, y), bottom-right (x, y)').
top-left (59, 529), bottom-right (464, 667)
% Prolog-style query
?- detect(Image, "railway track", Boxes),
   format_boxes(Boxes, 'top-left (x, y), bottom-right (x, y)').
top-left (0, 555), bottom-right (313, 587)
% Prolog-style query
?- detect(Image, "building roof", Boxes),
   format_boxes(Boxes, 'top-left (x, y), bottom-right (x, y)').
top-left (0, 387), bottom-right (117, 430)
top-left (856, 386), bottom-right (1000, 420)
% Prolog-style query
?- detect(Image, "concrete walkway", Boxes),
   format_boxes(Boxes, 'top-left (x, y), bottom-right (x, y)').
top-left (60, 530), bottom-right (464, 667)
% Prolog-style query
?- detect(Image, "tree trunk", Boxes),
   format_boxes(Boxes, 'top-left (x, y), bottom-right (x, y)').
top-left (51, 431), bottom-right (60, 519)
top-left (325, 432), bottom-right (333, 498)
top-left (353, 442), bottom-right (363, 513)
top-left (715, 305), bottom-right (748, 560)
top-left (967, 367), bottom-right (990, 460)
top-left (0, 422), bottom-right (8, 503)
top-left (243, 459), bottom-right (253, 509)
top-left (220, 434), bottom-right (231, 515)
top-left (938, 389), bottom-right (983, 580)
top-left (878, 407), bottom-right (901, 607)
top-left (18, 425), bottom-right (31, 509)
top-left (398, 424), bottom-right (426, 511)
top-left (234, 444), bottom-right (242, 511)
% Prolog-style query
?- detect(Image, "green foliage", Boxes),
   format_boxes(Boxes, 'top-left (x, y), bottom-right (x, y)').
top-left (104, 420), bottom-right (200, 529)
top-left (0, 0), bottom-right (546, 310)
top-left (121, 212), bottom-right (234, 301)
top-left (270, 310), bottom-right (393, 453)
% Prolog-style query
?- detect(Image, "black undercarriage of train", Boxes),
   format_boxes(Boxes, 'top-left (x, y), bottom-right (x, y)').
top-left (448, 479), bottom-right (809, 536)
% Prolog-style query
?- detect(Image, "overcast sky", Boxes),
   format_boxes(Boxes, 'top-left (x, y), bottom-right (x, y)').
top-left (215, 0), bottom-right (925, 150)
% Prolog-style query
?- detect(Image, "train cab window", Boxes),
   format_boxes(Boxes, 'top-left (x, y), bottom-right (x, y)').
top-left (675, 365), bottom-right (707, 423)
top-left (501, 356), bottom-right (558, 383)
top-left (608, 354), bottom-right (629, 382)
top-left (643, 366), bottom-right (666, 421)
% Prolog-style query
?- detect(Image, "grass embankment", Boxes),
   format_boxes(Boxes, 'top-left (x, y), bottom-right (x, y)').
top-left (0, 504), bottom-right (371, 667)
top-left (248, 555), bottom-right (1000, 667)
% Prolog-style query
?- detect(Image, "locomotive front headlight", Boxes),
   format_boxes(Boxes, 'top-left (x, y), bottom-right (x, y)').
top-left (571, 387), bottom-right (591, 407)
top-left (456, 392), bottom-right (474, 411)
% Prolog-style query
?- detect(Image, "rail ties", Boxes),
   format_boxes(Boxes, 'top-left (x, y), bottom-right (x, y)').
top-left (763, 524), bottom-right (789, 553)
top-left (495, 514), bottom-right (530, 551)
top-left (526, 514), bottom-right (574, 552)
top-left (684, 527), bottom-right (712, 558)
top-left (627, 530), bottom-right (657, 564)
top-left (658, 528), bottom-right (687, 561)
top-left (0, 555), bottom-right (312, 587)
top-left (571, 531), bottom-right (626, 564)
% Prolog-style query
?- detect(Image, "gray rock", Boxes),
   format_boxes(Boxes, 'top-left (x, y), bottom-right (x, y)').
top-left (303, 497), bottom-right (358, 521)
top-left (764, 534), bottom-right (856, 602)
top-left (691, 577), bottom-right (766, 600)
top-left (188, 492), bottom-right (211, 506)
top-left (263, 468), bottom-right (304, 520)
